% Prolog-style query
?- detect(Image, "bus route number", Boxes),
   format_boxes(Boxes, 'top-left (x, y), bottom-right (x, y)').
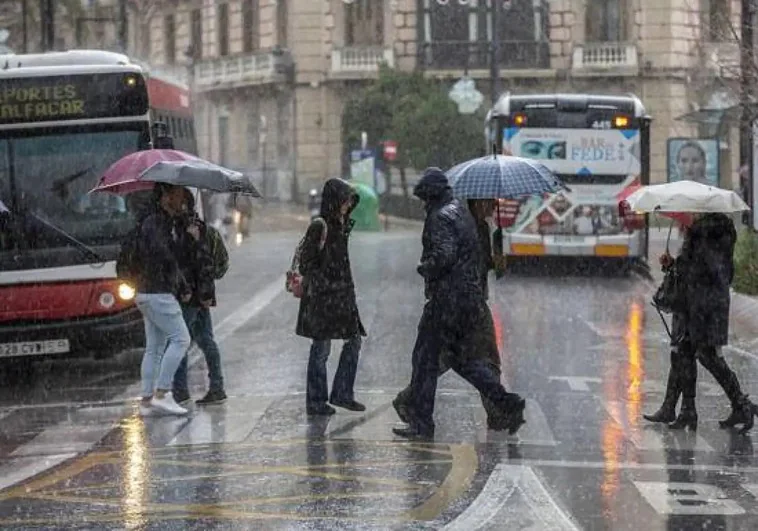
top-left (591, 120), bottom-right (611, 130)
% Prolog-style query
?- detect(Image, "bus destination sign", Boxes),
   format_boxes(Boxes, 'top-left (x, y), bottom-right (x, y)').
top-left (0, 84), bottom-right (84, 121)
top-left (0, 72), bottom-right (148, 125)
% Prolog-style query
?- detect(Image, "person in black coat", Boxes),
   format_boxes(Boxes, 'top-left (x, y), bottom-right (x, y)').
top-left (296, 178), bottom-right (366, 416)
top-left (392, 198), bottom-right (515, 430)
top-left (644, 213), bottom-right (757, 432)
top-left (392, 168), bottom-right (526, 441)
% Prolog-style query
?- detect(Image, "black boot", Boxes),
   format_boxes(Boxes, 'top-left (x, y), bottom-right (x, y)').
top-left (644, 367), bottom-right (680, 424)
top-left (719, 395), bottom-right (757, 434)
top-left (669, 396), bottom-right (697, 431)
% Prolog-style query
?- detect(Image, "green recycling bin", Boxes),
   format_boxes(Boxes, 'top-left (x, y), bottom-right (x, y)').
top-left (350, 182), bottom-right (382, 231)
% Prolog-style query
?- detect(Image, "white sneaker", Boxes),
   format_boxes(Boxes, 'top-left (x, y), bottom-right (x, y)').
top-left (151, 392), bottom-right (189, 416)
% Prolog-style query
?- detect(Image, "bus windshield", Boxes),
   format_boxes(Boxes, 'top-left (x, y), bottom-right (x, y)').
top-left (0, 125), bottom-right (148, 256)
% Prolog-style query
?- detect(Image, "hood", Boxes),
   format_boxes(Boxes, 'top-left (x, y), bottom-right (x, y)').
top-left (414, 167), bottom-right (452, 202)
top-left (320, 178), bottom-right (359, 219)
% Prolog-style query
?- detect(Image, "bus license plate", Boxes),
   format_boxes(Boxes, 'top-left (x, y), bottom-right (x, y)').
top-left (0, 339), bottom-right (70, 358)
top-left (552, 235), bottom-right (586, 244)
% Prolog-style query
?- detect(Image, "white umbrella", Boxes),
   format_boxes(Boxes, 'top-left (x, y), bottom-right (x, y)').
top-left (624, 180), bottom-right (749, 214)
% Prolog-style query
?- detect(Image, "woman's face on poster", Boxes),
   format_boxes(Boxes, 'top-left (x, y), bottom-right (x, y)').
top-left (677, 145), bottom-right (707, 183)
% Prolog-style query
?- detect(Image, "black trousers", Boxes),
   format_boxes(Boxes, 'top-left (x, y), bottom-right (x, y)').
top-left (407, 299), bottom-right (516, 435)
top-left (395, 301), bottom-right (505, 422)
top-left (675, 340), bottom-right (743, 406)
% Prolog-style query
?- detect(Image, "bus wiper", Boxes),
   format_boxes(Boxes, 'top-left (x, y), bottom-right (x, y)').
top-left (25, 209), bottom-right (103, 262)
top-left (50, 167), bottom-right (93, 200)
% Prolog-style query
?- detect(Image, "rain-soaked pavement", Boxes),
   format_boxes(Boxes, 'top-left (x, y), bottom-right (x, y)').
top-left (2, 211), bottom-right (758, 530)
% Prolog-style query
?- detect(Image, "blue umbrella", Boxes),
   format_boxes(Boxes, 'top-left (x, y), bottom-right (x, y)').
top-left (446, 155), bottom-right (567, 199)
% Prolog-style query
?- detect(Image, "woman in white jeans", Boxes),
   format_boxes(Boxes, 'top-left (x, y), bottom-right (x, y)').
top-left (130, 184), bottom-right (193, 415)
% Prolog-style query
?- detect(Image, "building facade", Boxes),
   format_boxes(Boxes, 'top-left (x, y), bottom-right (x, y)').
top-left (0, 0), bottom-right (745, 196)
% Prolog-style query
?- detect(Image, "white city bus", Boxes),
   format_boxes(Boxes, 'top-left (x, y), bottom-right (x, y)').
top-left (488, 93), bottom-right (650, 264)
top-left (0, 50), bottom-right (194, 361)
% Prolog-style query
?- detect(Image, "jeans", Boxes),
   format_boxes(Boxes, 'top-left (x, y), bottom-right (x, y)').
top-left (135, 293), bottom-right (191, 399)
top-left (173, 305), bottom-right (225, 395)
top-left (307, 336), bottom-right (362, 407)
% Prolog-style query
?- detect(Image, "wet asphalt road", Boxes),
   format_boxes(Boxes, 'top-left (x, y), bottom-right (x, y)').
top-left (2, 215), bottom-right (758, 529)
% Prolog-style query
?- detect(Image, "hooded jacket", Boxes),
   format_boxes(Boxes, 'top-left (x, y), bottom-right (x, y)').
top-left (296, 178), bottom-right (366, 340)
top-left (414, 168), bottom-right (483, 303)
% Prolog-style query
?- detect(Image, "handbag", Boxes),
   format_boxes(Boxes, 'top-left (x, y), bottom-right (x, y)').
top-left (651, 223), bottom-right (687, 340)
top-left (285, 218), bottom-right (328, 298)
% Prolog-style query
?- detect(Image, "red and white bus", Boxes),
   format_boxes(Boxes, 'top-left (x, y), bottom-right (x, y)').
top-left (0, 50), bottom-right (196, 361)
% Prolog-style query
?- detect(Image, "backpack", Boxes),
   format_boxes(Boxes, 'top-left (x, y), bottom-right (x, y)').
top-left (286, 217), bottom-right (327, 298)
top-left (116, 225), bottom-right (143, 285)
top-left (205, 225), bottom-right (229, 280)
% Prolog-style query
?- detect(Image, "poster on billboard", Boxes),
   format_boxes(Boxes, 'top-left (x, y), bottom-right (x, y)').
top-left (666, 138), bottom-right (719, 186)
top-left (753, 123), bottom-right (758, 231)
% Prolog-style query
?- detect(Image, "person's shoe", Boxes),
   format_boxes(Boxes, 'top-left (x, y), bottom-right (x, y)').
top-left (307, 403), bottom-right (336, 416)
top-left (643, 406), bottom-right (677, 424)
top-left (669, 408), bottom-right (698, 431)
top-left (501, 397), bottom-right (527, 435)
top-left (172, 390), bottom-right (191, 405)
top-left (196, 390), bottom-right (228, 406)
top-left (330, 399), bottom-right (366, 412)
top-left (151, 392), bottom-right (189, 416)
top-left (392, 397), bottom-right (411, 424)
top-left (720, 395), bottom-right (757, 434)
top-left (392, 426), bottom-right (434, 441)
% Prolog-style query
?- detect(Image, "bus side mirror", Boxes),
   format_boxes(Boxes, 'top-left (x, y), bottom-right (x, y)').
top-left (154, 136), bottom-right (175, 149)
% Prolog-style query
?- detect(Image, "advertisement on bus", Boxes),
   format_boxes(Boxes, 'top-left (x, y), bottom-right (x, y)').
top-left (499, 126), bottom-right (643, 256)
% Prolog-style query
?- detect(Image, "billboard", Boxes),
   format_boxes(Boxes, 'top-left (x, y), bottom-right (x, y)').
top-left (502, 127), bottom-right (641, 176)
top-left (666, 138), bottom-right (719, 186)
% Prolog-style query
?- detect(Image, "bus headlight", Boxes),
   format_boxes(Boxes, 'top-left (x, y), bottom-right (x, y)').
top-left (118, 283), bottom-right (136, 301)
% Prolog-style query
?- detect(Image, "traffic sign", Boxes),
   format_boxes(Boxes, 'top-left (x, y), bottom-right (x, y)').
top-left (383, 141), bottom-right (398, 162)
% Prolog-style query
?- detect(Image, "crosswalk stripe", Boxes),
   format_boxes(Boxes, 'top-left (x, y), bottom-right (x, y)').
top-left (443, 464), bottom-right (580, 531)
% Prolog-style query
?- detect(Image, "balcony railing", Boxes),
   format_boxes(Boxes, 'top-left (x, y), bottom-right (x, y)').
top-left (571, 43), bottom-right (639, 75)
top-left (331, 46), bottom-right (395, 74)
top-left (193, 50), bottom-right (292, 90)
top-left (419, 40), bottom-right (551, 71)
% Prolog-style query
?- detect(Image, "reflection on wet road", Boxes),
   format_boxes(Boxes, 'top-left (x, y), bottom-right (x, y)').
top-left (2, 228), bottom-right (758, 529)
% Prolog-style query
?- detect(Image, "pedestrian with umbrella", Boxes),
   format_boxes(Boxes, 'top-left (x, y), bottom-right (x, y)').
top-left (393, 168), bottom-right (538, 441)
top-left (92, 149), bottom-right (260, 415)
top-left (624, 180), bottom-right (757, 433)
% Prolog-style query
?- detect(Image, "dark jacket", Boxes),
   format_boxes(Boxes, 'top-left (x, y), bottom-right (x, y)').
top-left (414, 171), bottom-right (483, 306)
top-left (672, 213), bottom-right (736, 347)
top-left (175, 214), bottom-right (216, 306)
top-left (135, 206), bottom-right (189, 296)
top-left (296, 178), bottom-right (366, 340)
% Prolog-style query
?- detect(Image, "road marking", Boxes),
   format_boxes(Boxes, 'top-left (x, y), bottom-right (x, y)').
top-left (0, 453), bottom-right (77, 492)
top-left (634, 481), bottom-right (745, 515)
top-left (0, 279), bottom-right (285, 493)
top-left (443, 464), bottom-right (579, 531)
top-left (497, 458), bottom-right (758, 474)
top-left (549, 376), bottom-right (601, 392)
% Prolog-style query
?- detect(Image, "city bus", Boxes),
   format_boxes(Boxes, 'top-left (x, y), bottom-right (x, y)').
top-left (487, 93), bottom-right (650, 264)
top-left (0, 50), bottom-right (196, 361)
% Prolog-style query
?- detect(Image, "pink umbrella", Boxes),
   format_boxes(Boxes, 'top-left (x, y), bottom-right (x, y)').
top-left (90, 149), bottom-right (201, 195)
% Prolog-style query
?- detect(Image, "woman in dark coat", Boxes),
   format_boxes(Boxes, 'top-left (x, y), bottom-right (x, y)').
top-left (296, 178), bottom-right (366, 416)
top-left (644, 213), bottom-right (756, 432)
